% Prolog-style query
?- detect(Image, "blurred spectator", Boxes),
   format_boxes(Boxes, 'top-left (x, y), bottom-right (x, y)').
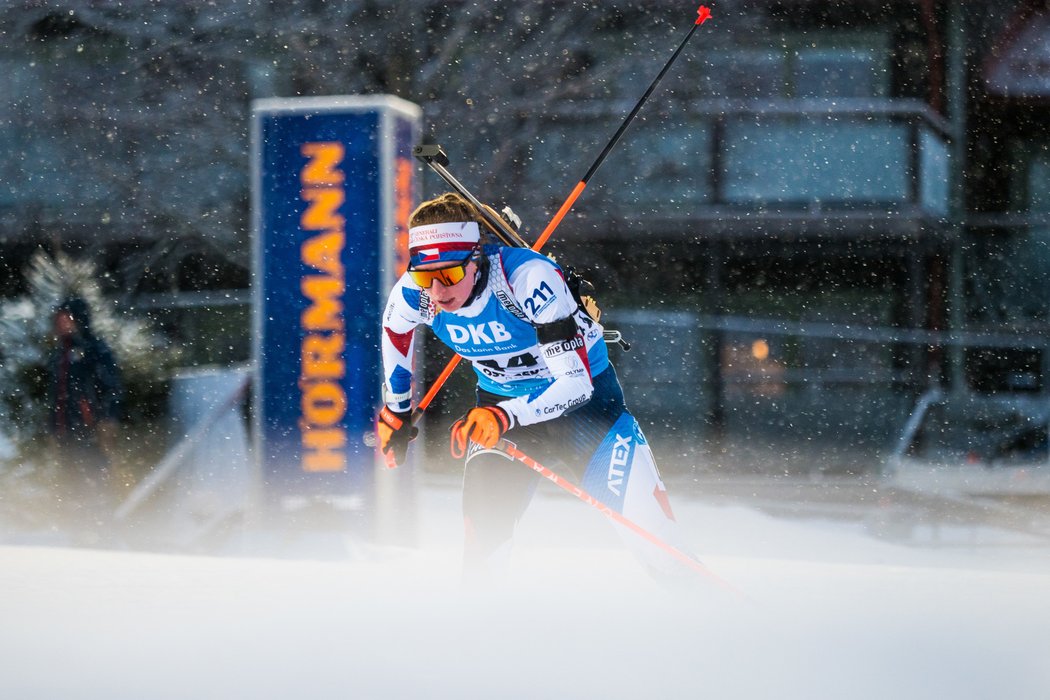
top-left (48, 296), bottom-right (124, 541)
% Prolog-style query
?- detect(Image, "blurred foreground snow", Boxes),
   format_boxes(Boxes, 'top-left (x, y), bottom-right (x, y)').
top-left (1, 476), bottom-right (1048, 700)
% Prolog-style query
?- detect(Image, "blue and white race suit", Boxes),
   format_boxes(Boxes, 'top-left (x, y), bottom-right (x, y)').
top-left (381, 244), bottom-right (687, 580)
top-left (382, 245), bottom-right (608, 426)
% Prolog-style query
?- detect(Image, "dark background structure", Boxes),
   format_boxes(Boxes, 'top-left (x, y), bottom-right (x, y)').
top-left (2, 0), bottom-right (1049, 474)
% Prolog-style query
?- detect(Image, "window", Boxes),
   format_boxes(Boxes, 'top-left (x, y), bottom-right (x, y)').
top-left (700, 33), bottom-right (890, 99)
top-left (795, 47), bottom-right (887, 98)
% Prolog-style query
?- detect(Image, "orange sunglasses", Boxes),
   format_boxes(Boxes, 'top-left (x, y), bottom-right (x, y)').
top-left (407, 259), bottom-right (472, 289)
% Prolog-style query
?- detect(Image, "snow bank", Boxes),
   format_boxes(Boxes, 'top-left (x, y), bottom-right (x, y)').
top-left (2, 485), bottom-right (1048, 699)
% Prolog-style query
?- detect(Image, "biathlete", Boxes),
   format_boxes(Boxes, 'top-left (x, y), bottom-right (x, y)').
top-left (377, 192), bottom-right (688, 581)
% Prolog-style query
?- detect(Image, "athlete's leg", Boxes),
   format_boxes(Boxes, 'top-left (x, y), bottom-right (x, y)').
top-left (583, 413), bottom-right (690, 580)
top-left (460, 424), bottom-right (546, 580)
top-left (569, 366), bottom-right (694, 581)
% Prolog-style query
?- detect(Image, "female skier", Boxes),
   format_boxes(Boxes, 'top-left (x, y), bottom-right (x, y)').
top-left (376, 192), bottom-right (686, 581)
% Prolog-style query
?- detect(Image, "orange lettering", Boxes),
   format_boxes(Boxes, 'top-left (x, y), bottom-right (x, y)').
top-left (302, 333), bottom-right (345, 379)
top-left (301, 380), bottom-right (346, 427)
top-left (301, 230), bottom-right (345, 277)
top-left (301, 187), bottom-right (345, 231)
top-left (394, 157), bottom-right (414, 276)
top-left (301, 276), bottom-right (344, 330)
top-left (303, 448), bottom-right (346, 472)
top-left (302, 425), bottom-right (347, 451)
top-left (298, 142), bottom-right (350, 474)
top-left (300, 142), bottom-right (345, 186)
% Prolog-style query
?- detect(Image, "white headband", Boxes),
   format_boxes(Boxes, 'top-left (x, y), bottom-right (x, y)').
top-left (408, 221), bottom-right (481, 250)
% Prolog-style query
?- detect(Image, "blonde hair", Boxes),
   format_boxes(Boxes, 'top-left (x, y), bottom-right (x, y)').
top-left (409, 192), bottom-right (514, 244)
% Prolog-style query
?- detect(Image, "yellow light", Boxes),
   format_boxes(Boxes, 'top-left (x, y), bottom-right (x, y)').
top-left (751, 339), bottom-right (769, 361)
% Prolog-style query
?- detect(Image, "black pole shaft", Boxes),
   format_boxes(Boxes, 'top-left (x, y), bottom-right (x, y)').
top-left (404, 7), bottom-right (710, 420)
top-left (581, 21), bottom-right (702, 185)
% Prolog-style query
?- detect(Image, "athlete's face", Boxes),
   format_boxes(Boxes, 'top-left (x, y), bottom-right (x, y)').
top-left (413, 259), bottom-right (478, 312)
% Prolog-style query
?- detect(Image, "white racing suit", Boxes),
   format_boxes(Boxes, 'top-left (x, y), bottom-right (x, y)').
top-left (382, 244), bottom-right (688, 580)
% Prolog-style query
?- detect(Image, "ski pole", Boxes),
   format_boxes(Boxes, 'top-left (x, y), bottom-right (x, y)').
top-left (408, 4), bottom-right (714, 424)
top-left (534, 4), bottom-right (712, 249)
top-left (497, 438), bottom-right (742, 595)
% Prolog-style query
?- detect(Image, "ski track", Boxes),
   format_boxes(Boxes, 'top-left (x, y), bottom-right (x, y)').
top-left (1, 480), bottom-right (1049, 700)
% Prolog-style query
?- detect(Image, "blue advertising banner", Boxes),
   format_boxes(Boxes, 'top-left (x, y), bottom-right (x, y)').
top-left (251, 96), bottom-right (420, 519)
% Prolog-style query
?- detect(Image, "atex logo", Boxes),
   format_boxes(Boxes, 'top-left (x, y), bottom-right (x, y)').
top-left (447, 321), bottom-right (511, 345)
top-left (607, 433), bottom-right (632, 496)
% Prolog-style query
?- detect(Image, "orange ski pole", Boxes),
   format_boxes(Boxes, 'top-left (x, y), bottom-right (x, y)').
top-left (380, 5), bottom-right (715, 465)
top-left (498, 438), bottom-right (743, 596)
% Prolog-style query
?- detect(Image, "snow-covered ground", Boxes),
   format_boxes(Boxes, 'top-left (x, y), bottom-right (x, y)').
top-left (2, 474), bottom-right (1049, 700)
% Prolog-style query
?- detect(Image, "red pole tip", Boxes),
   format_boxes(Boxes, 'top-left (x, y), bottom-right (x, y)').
top-left (696, 5), bottom-right (712, 25)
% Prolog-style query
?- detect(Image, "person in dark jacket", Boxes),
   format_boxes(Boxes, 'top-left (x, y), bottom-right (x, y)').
top-left (47, 296), bottom-right (124, 537)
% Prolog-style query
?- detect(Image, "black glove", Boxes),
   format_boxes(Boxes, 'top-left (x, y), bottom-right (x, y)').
top-left (376, 407), bottom-right (418, 467)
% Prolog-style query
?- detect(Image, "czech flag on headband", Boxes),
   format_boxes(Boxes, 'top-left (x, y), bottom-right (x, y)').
top-left (415, 248), bottom-right (442, 263)
top-left (408, 221), bottom-right (481, 268)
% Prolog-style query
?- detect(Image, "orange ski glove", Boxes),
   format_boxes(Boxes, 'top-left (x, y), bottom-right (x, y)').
top-left (450, 405), bottom-right (513, 457)
top-left (376, 407), bottom-right (418, 467)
